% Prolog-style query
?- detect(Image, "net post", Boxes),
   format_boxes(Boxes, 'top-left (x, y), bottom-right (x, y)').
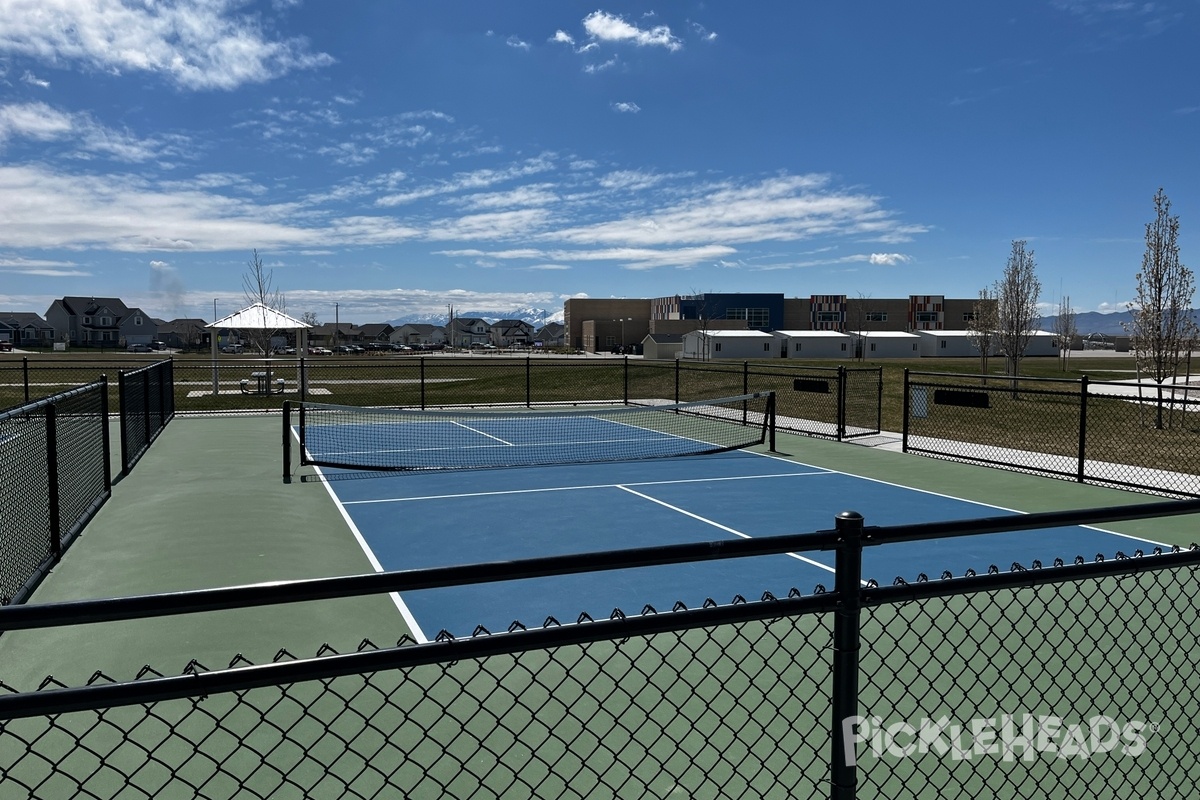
top-left (297, 401), bottom-right (308, 466)
top-left (1077, 375), bottom-right (1088, 483)
top-left (767, 391), bottom-right (777, 452)
top-left (623, 356), bottom-right (629, 405)
top-left (836, 365), bottom-right (847, 441)
top-left (282, 401), bottom-right (292, 482)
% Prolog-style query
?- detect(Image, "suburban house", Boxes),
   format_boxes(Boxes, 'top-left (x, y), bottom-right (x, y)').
top-left (393, 323), bottom-right (446, 348)
top-left (447, 318), bottom-right (491, 348)
top-left (44, 296), bottom-right (157, 348)
top-left (490, 319), bottom-right (536, 347)
top-left (0, 312), bottom-right (56, 349)
top-left (535, 322), bottom-right (565, 349)
top-left (357, 323), bottom-right (396, 346)
top-left (157, 318), bottom-right (209, 350)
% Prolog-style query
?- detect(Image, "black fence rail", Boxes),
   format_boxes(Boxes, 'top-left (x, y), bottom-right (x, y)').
top-left (2, 499), bottom-right (1198, 798)
top-left (0, 381), bottom-right (111, 607)
top-left (903, 370), bottom-right (1200, 497)
top-left (3, 356), bottom-right (884, 442)
top-left (117, 360), bottom-right (176, 474)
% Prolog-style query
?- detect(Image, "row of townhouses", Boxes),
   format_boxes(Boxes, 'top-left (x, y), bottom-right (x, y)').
top-left (0, 297), bottom-right (567, 352)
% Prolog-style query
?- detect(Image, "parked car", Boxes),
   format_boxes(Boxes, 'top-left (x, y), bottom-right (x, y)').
top-left (127, 343), bottom-right (151, 353)
top-left (308, 346), bottom-right (332, 355)
top-left (0, 340), bottom-right (14, 352)
top-left (220, 344), bottom-right (243, 354)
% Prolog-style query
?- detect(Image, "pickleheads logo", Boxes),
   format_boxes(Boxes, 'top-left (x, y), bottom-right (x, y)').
top-left (841, 714), bottom-right (1154, 766)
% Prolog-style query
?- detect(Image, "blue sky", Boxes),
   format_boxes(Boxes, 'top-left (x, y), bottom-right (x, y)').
top-left (1, 1), bottom-right (1197, 325)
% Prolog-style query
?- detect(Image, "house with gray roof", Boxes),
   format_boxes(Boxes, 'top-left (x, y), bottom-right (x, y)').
top-left (0, 312), bottom-right (56, 349)
top-left (44, 296), bottom-right (156, 348)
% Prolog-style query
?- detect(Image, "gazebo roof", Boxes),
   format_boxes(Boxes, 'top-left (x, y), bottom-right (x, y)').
top-left (206, 302), bottom-right (310, 330)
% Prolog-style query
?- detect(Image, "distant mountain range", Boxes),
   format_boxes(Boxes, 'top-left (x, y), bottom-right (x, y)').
top-left (387, 307), bottom-right (562, 328)
top-left (1038, 309), bottom-right (1200, 336)
top-left (1038, 310), bottom-right (1132, 336)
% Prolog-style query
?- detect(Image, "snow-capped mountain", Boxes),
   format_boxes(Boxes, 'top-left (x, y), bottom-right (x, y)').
top-left (387, 307), bottom-right (562, 327)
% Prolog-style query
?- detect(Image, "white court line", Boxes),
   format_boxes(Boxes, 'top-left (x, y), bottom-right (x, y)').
top-left (742, 449), bottom-right (1176, 550)
top-left (614, 485), bottom-right (863, 583)
top-left (341, 469), bottom-right (835, 505)
top-left (450, 420), bottom-right (513, 445)
top-left (298, 431), bottom-right (431, 644)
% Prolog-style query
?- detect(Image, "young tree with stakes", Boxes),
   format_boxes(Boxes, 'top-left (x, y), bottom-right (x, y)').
top-left (1053, 295), bottom-right (1078, 371)
top-left (1124, 188), bottom-right (1198, 429)
top-left (966, 287), bottom-right (999, 377)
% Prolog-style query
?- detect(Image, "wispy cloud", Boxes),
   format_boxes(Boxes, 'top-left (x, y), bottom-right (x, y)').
top-left (0, 0), bottom-right (333, 91)
top-left (0, 101), bottom-right (182, 162)
top-left (611, 101), bottom-right (640, 114)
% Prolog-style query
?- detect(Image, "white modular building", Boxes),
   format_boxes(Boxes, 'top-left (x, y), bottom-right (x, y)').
top-left (681, 329), bottom-right (777, 360)
top-left (771, 330), bottom-right (854, 359)
top-left (852, 331), bottom-right (923, 358)
top-left (916, 329), bottom-right (1057, 358)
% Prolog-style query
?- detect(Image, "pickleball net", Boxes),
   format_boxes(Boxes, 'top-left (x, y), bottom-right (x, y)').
top-left (286, 392), bottom-right (776, 473)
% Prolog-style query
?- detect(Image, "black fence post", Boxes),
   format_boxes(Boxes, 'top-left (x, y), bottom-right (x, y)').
top-left (901, 369), bottom-right (911, 452)
top-left (526, 356), bottom-right (532, 408)
top-left (46, 402), bottom-right (62, 559)
top-left (117, 369), bottom-right (130, 475)
top-left (23, 356), bottom-right (30, 404)
top-left (1077, 375), bottom-right (1089, 483)
top-left (299, 356), bottom-right (307, 401)
top-left (420, 357), bottom-right (426, 410)
top-left (674, 358), bottom-right (680, 403)
top-left (100, 375), bottom-right (112, 493)
top-left (830, 510), bottom-right (864, 800)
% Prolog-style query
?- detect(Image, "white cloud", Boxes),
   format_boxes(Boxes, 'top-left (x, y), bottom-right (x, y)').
top-left (0, 0), bottom-right (334, 91)
top-left (506, 35), bottom-right (530, 51)
top-left (582, 11), bottom-right (682, 51)
top-left (868, 253), bottom-right (912, 266)
top-left (611, 101), bottom-right (641, 114)
top-left (550, 30), bottom-right (574, 45)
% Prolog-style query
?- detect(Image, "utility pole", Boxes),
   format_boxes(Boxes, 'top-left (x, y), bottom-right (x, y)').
top-left (334, 302), bottom-right (340, 349)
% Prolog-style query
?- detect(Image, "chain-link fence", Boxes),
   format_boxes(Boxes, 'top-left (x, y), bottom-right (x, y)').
top-left (117, 360), bottom-right (176, 474)
top-left (903, 371), bottom-right (1200, 497)
top-left (0, 381), bottom-right (111, 607)
top-left (2, 500), bottom-right (1198, 798)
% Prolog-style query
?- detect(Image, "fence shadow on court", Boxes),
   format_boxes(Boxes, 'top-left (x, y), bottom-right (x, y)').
top-left (2, 502), bottom-right (1198, 799)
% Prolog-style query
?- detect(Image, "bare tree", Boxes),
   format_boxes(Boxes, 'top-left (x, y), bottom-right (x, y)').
top-left (1124, 188), bottom-right (1198, 428)
top-left (1052, 294), bottom-right (1078, 371)
top-left (965, 288), bottom-right (998, 376)
top-left (241, 249), bottom-right (286, 356)
top-left (994, 240), bottom-right (1042, 381)
top-left (845, 293), bottom-right (873, 361)
top-left (301, 310), bottom-right (321, 327)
